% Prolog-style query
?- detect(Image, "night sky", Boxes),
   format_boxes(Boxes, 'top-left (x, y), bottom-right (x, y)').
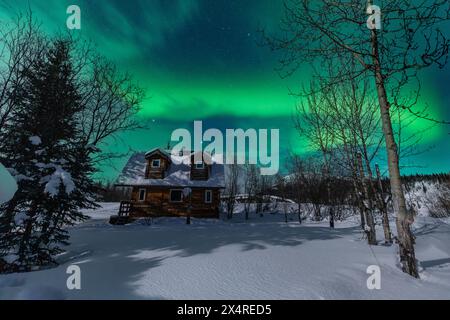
top-left (1, 0), bottom-right (449, 181)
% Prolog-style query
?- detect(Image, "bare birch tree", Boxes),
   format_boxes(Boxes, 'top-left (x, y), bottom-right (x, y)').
top-left (262, 0), bottom-right (450, 278)
top-left (255, 175), bottom-right (272, 217)
top-left (243, 164), bottom-right (259, 220)
top-left (318, 62), bottom-right (388, 243)
top-left (224, 164), bottom-right (240, 219)
top-left (293, 85), bottom-right (336, 228)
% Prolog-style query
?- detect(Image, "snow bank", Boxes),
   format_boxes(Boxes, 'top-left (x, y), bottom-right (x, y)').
top-left (405, 181), bottom-right (450, 218)
top-left (0, 162), bottom-right (18, 204)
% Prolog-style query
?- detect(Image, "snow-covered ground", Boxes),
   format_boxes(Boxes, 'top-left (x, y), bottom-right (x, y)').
top-left (0, 202), bottom-right (449, 300)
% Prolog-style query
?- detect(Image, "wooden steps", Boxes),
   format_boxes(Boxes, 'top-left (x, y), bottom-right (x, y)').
top-left (109, 215), bottom-right (132, 225)
top-left (109, 201), bottom-right (134, 225)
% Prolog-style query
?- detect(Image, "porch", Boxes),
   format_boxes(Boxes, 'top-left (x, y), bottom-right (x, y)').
top-left (109, 200), bottom-right (220, 225)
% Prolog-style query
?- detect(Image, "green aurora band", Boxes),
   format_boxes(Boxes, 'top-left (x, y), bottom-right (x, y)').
top-left (0, 0), bottom-right (448, 181)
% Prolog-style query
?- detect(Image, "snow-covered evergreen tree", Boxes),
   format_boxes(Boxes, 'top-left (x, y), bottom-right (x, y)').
top-left (0, 40), bottom-right (96, 270)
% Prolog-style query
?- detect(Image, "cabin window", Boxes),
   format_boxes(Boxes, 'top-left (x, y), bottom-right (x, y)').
top-left (195, 162), bottom-right (204, 169)
top-left (205, 190), bottom-right (213, 204)
top-left (170, 190), bottom-right (183, 203)
top-left (151, 159), bottom-right (161, 168)
top-left (138, 189), bottom-right (146, 202)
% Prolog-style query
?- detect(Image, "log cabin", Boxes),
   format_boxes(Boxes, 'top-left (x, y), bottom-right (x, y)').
top-left (111, 148), bottom-right (225, 224)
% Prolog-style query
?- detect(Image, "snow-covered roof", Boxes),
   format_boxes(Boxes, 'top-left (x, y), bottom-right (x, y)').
top-left (144, 148), bottom-right (172, 160)
top-left (116, 150), bottom-right (225, 188)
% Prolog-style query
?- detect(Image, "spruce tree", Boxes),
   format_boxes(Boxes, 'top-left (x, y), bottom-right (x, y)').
top-left (0, 40), bottom-right (96, 271)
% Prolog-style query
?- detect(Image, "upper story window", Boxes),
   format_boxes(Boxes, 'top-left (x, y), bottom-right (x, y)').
top-left (151, 159), bottom-right (161, 168)
top-left (195, 162), bottom-right (204, 169)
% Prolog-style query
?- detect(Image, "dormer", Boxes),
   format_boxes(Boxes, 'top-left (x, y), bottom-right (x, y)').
top-left (190, 152), bottom-right (212, 181)
top-left (144, 149), bottom-right (171, 179)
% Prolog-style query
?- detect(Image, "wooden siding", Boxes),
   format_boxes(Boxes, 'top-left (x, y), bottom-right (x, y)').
top-left (190, 154), bottom-right (210, 180)
top-left (145, 155), bottom-right (170, 179)
top-left (130, 187), bottom-right (221, 218)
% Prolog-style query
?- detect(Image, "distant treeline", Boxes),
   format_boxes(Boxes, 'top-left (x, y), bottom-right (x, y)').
top-left (401, 173), bottom-right (450, 184)
top-left (94, 182), bottom-right (131, 202)
top-left (96, 172), bottom-right (450, 204)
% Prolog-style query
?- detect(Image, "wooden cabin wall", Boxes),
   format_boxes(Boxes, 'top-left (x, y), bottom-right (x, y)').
top-left (190, 154), bottom-right (210, 180)
top-left (130, 187), bottom-right (221, 218)
top-left (190, 165), bottom-right (209, 180)
top-left (145, 155), bottom-right (170, 179)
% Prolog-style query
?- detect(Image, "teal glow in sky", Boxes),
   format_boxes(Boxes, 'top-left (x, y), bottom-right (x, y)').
top-left (1, 0), bottom-right (449, 181)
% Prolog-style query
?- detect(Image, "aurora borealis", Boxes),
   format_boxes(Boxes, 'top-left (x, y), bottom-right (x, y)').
top-left (0, 0), bottom-right (449, 181)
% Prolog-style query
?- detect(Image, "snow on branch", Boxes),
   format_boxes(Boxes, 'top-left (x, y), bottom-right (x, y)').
top-left (41, 166), bottom-right (76, 197)
top-left (28, 136), bottom-right (42, 146)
